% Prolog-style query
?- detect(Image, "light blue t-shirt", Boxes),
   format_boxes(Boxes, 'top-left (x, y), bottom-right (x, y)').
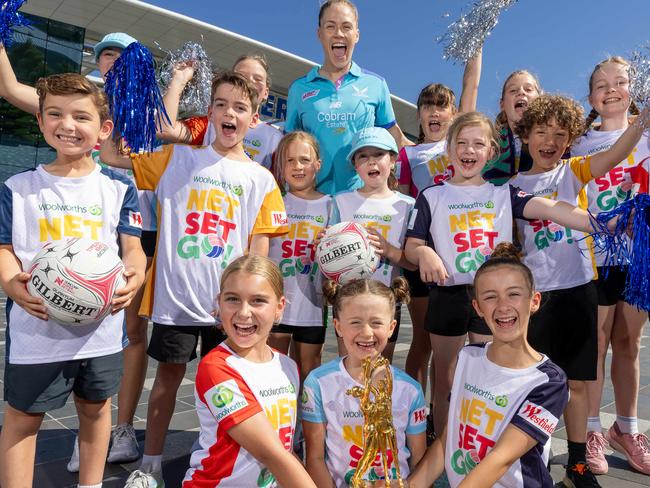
top-left (302, 357), bottom-right (426, 487)
top-left (285, 62), bottom-right (396, 195)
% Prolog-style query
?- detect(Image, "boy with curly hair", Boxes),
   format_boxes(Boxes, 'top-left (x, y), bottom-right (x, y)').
top-left (511, 94), bottom-right (649, 487)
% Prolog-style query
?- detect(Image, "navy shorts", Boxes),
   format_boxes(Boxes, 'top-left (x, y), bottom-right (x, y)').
top-left (148, 324), bottom-right (226, 363)
top-left (425, 285), bottom-right (491, 336)
top-left (4, 351), bottom-right (123, 413)
top-left (270, 324), bottom-right (326, 345)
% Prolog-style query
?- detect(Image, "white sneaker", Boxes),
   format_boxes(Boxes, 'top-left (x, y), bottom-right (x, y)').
top-left (108, 423), bottom-right (141, 463)
top-left (66, 435), bottom-right (79, 473)
top-left (124, 469), bottom-right (164, 488)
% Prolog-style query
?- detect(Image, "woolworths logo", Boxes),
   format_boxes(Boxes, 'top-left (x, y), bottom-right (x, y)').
top-left (37, 202), bottom-right (103, 214)
top-left (354, 213), bottom-right (392, 222)
top-left (212, 386), bottom-right (234, 408)
top-left (193, 175), bottom-right (244, 196)
top-left (315, 215), bottom-right (325, 224)
top-left (447, 200), bottom-right (494, 210)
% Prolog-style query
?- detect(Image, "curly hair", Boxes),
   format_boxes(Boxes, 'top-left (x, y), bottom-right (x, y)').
top-left (514, 94), bottom-right (584, 145)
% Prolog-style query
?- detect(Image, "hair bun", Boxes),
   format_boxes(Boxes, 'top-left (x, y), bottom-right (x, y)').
top-left (390, 276), bottom-right (411, 305)
top-left (489, 242), bottom-right (522, 262)
top-left (322, 280), bottom-right (341, 305)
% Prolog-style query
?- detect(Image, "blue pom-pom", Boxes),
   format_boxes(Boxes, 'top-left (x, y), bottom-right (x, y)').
top-left (104, 42), bottom-right (170, 153)
top-left (591, 193), bottom-right (650, 310)
top-left (0, 0), bottom-right (29, 47)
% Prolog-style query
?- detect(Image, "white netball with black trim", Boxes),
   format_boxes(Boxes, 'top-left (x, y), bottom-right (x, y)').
top-left (27, 237), bottom-right (126, 326)
top-left (315, 221), bottom-right (379, 284)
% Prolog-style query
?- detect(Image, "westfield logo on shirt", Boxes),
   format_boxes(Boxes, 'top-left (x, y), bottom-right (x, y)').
top-left (517, 401), bottom-right (558, 434)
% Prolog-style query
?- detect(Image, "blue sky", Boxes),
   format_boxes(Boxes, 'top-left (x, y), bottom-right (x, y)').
top-left (148, 0), bottom-right (648, 118)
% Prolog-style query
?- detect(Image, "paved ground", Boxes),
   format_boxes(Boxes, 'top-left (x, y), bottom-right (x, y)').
top-left (1, 292), bottom-right (649, 487)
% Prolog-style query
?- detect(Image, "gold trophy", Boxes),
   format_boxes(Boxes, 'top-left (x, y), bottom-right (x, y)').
top-left (346, 355), bottom-right (404, 488)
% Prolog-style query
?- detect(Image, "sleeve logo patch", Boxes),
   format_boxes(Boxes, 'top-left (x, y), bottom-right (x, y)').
top-left (209, 379), bottom-right (248, 421)
top-left (413, 407), bottom-right (427, 424)
top-left (129, 211), bottom-right (143, 228)
top-left (518, 401), bottom-right (558, 435)
top-left (272, 211), bottom-right (288, 226)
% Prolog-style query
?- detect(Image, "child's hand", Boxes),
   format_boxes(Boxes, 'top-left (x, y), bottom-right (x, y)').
top-left (417, 247), bottom-right (449, 284)
top-left (367, 228), bottom-right (391, 258)
top-left (5, 272), bottom-right (48, 321)
top-left (111, 267), bottom-right (142, 314)
top-left (171, 61), bottom-right (196, 87)
top-left (313, 229), bottom-right (327, 249)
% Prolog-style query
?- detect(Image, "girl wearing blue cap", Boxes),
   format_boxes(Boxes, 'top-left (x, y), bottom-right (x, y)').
top-left (332, 127), bottom-right (417, 361)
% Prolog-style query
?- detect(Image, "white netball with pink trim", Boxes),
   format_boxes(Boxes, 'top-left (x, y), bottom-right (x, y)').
top-left (316, 221), bottom-right (379, 284)
top-left (27, 238), bottom-right (126, 326)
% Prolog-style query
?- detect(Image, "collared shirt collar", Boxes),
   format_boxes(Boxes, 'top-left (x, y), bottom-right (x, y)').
top-left (306, 61), bottom-right (362, 83)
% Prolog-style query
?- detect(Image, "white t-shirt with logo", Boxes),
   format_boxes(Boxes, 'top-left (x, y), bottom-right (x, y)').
top-left (131, 144), bottom-right (288, 325)
top-left (183, 343), bottom-right (299, 488)
top-left (407, 182), bottom-right (533, 286)
top-left (203, 121), bottom-right (282, 169)
top-left (0, 164), bottom-right (142, 364)
top-left (446, 343), bottom-right (568, 488)
top-left (302, 357), bottom-right (426, 487)
top-left (397, 141), bottom-right (452, 197)
top-left (511, 157), bottom-right (595, 291)
top-left (268, 193), bottom-right (334, 326)
top-left (333, 190), bottom-right (415, 286)
top-left (572, 130), bottom-right (650, 266)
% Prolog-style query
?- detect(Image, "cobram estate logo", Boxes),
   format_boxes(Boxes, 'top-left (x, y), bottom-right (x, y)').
top-left (301, 390), bottom-right (309, 404)
top-left (212, 386), bottom-right (234, 408)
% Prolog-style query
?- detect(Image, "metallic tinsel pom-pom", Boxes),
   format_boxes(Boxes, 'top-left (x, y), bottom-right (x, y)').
top-left (0, 0), bottom-right (29, 47)
top-left (158, 41), bottom-right (213, 115)
top-left (439, 0), bottom-right (517, 64)
top-left (629, 44), bottom-right (650, 129)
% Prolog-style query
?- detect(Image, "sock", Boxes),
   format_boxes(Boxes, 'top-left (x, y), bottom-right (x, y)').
top-left (140, 454), bottom-right (163, 473)
top-left (567, 441), bottom-right (587, 467)
top-left (587, 416), bottom-right (602, 433)
top-left (616, 415), bottom-right (639, 435)
top-left (78, 484), bottom-right (102, 488)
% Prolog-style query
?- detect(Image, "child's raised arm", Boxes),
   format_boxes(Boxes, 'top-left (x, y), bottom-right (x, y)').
top-left (0, 43), bottom-right (39, 115)
top-left (458, 48), bottom-right (482, 114)
top-left (157, 61), bottom-right (197, 143)
top-left (303, 420), bottom-right (336, 488)
top-left (228, 412), bottom-right (317, 488)
top-left (588, 105), bottom-right (650, 178)
top-left (522, 197), bottom-right (594, 233)
top-left (99, 138), bottom-right (134, 169)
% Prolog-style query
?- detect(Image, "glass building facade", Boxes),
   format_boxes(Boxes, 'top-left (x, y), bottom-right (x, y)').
top-left (0, 14), bottom-right (85, 182)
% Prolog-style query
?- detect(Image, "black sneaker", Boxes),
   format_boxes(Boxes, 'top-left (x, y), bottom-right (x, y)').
top-left (426, 411), bottom-right (436, 446)
top-left (563, 462), bottom-right (601, 488)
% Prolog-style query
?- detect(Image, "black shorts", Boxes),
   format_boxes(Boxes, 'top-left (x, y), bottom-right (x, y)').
top-left (4, 351), bottom-right (123, 413)
top-left (595, 266), bottom-right (627, 306)
top-left (333, 304), bottom-right (402, 343)
top-left (147, 324), bottom-right (226, 363)
top-left (425, 285), bottom-right (491, 336)
top-left (270, 324), bottom-right (326, 345)
top-left (528, 281), bottom-right (598, 381)
top-left (141, 230), bottom-right (157, 257)
top-left (403, 268), bottom-right (429, 298)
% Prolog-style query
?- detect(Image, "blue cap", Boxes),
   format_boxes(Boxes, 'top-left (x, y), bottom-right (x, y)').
top-left (93, 32), bottom-right (137, 60)
top-left (347, 127), bottom-right (398, 163)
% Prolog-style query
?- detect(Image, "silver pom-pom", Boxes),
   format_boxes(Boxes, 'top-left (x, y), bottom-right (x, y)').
top-left (629, 44), bottom-right (650, 129)
top-left (158, 41), bottom-right (213, 115)
top-left (439, 0), bottom-right (517, 64)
